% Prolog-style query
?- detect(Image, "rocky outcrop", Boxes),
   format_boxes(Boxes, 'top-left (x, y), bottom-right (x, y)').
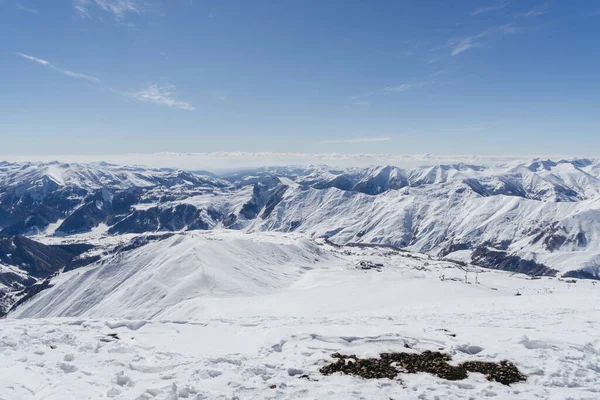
top-left (471, 246), bottom-right (558, 276)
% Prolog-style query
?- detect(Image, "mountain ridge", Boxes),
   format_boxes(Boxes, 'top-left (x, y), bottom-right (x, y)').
top-left (0, 157), bottom-right (599, 313)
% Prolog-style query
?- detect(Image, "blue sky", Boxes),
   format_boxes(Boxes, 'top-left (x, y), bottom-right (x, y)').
top-left (1, 0), bottom-right (599, 156)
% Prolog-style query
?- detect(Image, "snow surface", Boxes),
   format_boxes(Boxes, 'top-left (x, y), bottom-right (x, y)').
top-left (2, 232), bottom-right (600, 399)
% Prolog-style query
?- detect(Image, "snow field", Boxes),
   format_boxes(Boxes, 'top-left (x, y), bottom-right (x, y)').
top-left (2, 232), bottom-right (599, 399)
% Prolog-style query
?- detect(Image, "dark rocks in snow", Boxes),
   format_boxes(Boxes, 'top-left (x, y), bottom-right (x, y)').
top-left (108, 204), bottom-right (218, 234)
top-left (54, 189), bottom-right (143, 235)
top-left (353, 166), bottom-right (408, 195)
top-left (440, 242), bottom-right (471, 256)
top-left (312, 166), bottom-right (408, 195)
top-left (108, 208), bottom-right (159, 234)
top-left (0, 162), bottom-right (229, 236)
top-left (0, 187), bottom-right (85, 235)
top-left (5, 278), bottom-right (53, 316)
top-left (261, 184), bottom-right (288, 219)
top-left (222, 213), bottom-right (237, 228)
top-left (240, 178), bottom-right (288, 220)
top-left (50, 243), bottom-right (95, 257)
top-left (320, 351), bottom-right (527, 386)
top-left (114, 233), bottom-right (174, 254)
top-left (158, 204), bottom-right (200, 231)
top-left (346, 242), bottom-right (408, 253)
top-left (313, 175), bottom-right (356, 192)
top-left (321, 352), bottom-right (399, 380)
top-left (63, 255), bottom-right (101, 273)
top-left (56, 202), bottom-right (108, 235)
top-left (543, 234), bottom-right (567, 252)
top-left (471, 246), bottom-right (558, 277)
top-left (0, 235), bottom-right (87, 316)
top-left (562, 269), bottom-right (598, 280)
top-left (0, 235), bottom-right (74, 278)
top-left (356, 260), bottom-right (384, 270)
top-left (459, 360), bottom-right (527, 386)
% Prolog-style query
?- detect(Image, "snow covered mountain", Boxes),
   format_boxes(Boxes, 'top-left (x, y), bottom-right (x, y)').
top-left (10, 232), bottom-right (336, 319)
top-left (0, 161), bottom-right (230, 236)
top-left (2, 157), bottom-right (600, 316)
top-left (3, 159), bottom-right (600, 399)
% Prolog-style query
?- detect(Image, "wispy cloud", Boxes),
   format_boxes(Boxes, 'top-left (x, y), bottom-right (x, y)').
top-left (515, 4), bottom-right (548, 18)
top-left (471, 2), bottom-right (507, 16)
top-left (17, 52), bottom-right (49, 65)
top-left (56, 68), bottom-right (101, 83)
top-left (446, 24), bottom-right (518, 56)
top-left (73, 0), bottom-right (147, 19)
top-left (383, 82), bottom-right (433, 93)
top-left (353, 81), bottom-right (434, 101)
top-left (447, 31), bottom-right (489, 56)
top-left (17, 53), bottom-right (193, 111)
top-left (321, 137), bottom-right (391, 144)
top-left (129, 84), bottom-right (194, 111)
top-left (430, 69), bottom-right (451, 77)
top-left (15, 3), bottom-right (38, 14)
top-left (17, 52), bottom-right (100, 83)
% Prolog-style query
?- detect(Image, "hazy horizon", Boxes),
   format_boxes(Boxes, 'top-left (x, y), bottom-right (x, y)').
top-left (1, 151), bottom-right (596, 172)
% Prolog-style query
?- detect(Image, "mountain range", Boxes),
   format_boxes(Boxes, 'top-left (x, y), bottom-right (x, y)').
top-left (2, 158), bottom-right (600, 315)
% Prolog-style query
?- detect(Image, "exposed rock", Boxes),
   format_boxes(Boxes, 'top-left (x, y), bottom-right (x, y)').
top-left (320, 351), bottom-right (527, 386)
top-left (471, 246), bottom-right (558, 276)
top-left (356, 260), bottom-right (384, 270)
top-left (0, 235), bottom-right (74, 278)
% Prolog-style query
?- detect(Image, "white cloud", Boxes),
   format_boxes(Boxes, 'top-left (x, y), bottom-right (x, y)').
top-left (17, 52), bottom-right (49, 65)
top-left (353, 82), bottom-right (433, 101)
top-left (17, 53), bottom-right (195, 112)
top-left (16, 3), bottom-right (38, 14)
top-left (18, 52), bottom-right (100, 83)
top-left (73, 0), bottom-right (146, 19)
top-left (321, 137), bottom-right (391, 144)
top-left (130, 84), bottom-right (195, 111)
top-left (56, 68), bottom-right (101, 83)
top-left (515, 5), bottom-right (548, 18)
top-left (430, 69), bottom-right (450, 77)
top-left (447, 24), bottom-right (518, 56)
top-left (471, 2), bottom-right (507, 16)
top-left (73, 0), bottom-right (90, 18)
top-left (450, 38), bottom-right (478, 56)
top-left (448, 32), bottom-right (487, 56)
top-left (383, 82), bottom-right (432, 93)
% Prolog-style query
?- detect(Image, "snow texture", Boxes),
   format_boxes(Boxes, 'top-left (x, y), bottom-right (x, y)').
top-left (2, 232), bottom-right (600, 399)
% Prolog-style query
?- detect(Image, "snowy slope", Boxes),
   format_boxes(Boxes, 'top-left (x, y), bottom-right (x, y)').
top-left (3, 232), bottom-right (600, 399)
top-left (11, 232), bottom-right (336, 319)
top-left (249, 182), bottom-right (600, 277)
